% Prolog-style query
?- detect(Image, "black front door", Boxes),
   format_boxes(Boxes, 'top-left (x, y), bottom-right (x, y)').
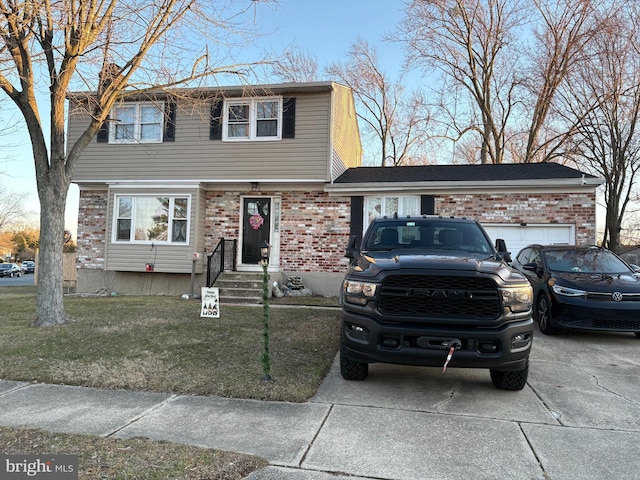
top-left (242, 197), bottom-right (271, 265)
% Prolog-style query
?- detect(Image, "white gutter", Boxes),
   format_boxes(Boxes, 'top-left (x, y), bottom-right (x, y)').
top-left (324, 177), bottom-right (604, 195)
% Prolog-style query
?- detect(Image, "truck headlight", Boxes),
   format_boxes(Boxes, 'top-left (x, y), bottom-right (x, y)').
top-left (500, 284), bottom-right (533, 313)
top-left (344, 280), bottom-right (379, 305)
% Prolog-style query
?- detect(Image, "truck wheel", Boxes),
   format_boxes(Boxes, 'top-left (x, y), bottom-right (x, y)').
top-left (340, 345), bottom-right (368, 380)
top-left (490, 361), bottom-right (529, 391)
top-left (535, 293), bottom-right (558, 335)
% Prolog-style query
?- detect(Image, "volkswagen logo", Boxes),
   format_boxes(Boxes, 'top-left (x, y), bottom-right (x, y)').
top-left (611, 291), bottom-right (623, 302)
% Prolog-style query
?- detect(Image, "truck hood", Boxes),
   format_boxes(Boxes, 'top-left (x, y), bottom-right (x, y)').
top-left (350, 251), bottom-right (522, 283)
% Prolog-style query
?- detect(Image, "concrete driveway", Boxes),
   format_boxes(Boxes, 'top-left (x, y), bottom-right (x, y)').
top-left (256, 325), bottom-right (640, 480)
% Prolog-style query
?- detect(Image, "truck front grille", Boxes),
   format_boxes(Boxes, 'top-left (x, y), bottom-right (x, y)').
top-left (378, 275), bottom-right (500, 320)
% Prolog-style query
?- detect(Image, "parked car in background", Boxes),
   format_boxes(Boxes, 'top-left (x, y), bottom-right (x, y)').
top-left (0, 264), bottom-right (9, 277)
top-left (22, 261), bottom-right (35, 274)
top-left (0, 263), bottom-right (23, 278)
top-left (512, 245), bottom-right (640, 337)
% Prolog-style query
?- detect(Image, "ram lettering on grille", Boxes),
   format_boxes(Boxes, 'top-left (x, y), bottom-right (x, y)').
top-left (378, 275), bottom-right (500, 319)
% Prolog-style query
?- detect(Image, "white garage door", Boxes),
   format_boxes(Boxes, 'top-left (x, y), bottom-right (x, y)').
top-left (482, 224), bottom-right (575, 257)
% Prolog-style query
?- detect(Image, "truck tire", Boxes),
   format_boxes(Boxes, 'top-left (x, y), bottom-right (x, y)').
top-left (340, 344), bottom-right (368, 380)
top-left (490, 361), bottom-right (529, 391)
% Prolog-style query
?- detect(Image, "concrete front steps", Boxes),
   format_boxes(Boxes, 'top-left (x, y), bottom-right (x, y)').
top-left (213, 271), bottom-right (266, 304)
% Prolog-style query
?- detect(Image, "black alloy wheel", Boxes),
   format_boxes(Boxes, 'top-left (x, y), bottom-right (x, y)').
top-left (536, 293), bottom-right (558, 335)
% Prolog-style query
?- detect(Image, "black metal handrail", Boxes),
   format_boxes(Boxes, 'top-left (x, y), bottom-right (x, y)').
top-left (206, 238), bottom-right (237, 286)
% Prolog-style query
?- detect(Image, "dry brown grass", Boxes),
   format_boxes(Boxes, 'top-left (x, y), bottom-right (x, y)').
top-left (0, 427), bottom-right (268, 479)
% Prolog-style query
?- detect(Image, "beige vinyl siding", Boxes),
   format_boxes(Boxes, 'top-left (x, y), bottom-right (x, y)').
top-left (105, 187), bottom-right (203, 274)
top-left (70, 93), bottom-right (334, 183)
top-left (330, 84), bottom-right (362, 180)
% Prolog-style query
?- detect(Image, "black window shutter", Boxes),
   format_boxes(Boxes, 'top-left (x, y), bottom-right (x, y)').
top-left (421, 195), bottom-right (435, 215)
top-left (350, 196), bottom-right (364, 247)
top-left (282, 97), bottom-right (296, 138)
top-left (97, 120), bottom-right (109, 143)
top-left (163, 101), bottom-right (177, 142)
top-left (210, 100), bottom-right (223, 140)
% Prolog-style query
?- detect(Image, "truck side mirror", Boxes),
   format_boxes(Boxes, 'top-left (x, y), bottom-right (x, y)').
top-left (495, 238), bottom-right (512, 263)
top-left (345, 235), bottom-right (358, 259)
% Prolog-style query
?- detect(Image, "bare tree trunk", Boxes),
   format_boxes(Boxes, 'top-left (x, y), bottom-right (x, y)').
top-left (32, 103), bottom-right (72, 326)
top-left (35, 184), bottom-right (68, 326)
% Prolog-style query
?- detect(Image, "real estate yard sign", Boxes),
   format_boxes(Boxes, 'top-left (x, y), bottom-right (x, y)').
top-left (201, 287), bottom-right (220, 318)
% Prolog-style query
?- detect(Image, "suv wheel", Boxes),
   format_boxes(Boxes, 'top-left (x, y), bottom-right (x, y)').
top-left (340, 344), bottom-right (368, 380)
top-left (490, 361), bottom-right (529, 391)
top-left (536, 293), bottom-right (558, 335)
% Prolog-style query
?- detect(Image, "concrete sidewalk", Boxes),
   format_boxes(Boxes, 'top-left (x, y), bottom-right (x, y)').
top-left (1, 327), bottom-right (639, 480)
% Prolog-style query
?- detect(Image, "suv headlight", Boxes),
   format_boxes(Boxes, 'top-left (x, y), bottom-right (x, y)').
top-left (343, 280), bottom-right (379, 305)
top-left (552, 284), bottom-right (586, 297)
top-left (499, 284), bottom-right (533, 313)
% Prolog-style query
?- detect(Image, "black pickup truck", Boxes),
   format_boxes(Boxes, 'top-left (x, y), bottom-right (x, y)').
top-left (340, 215), bottom-right (534, 390)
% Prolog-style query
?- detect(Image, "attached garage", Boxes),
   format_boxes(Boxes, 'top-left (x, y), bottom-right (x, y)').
top-left (326, 163), bottom-right (603, 251)
top-left (482, 224), bottom-right (575, 257)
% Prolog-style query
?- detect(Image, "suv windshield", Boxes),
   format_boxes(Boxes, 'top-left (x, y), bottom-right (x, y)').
top-left (364, 219), bottom-right (493, 254)
top-left (543, 248), bottom-right (631, 274)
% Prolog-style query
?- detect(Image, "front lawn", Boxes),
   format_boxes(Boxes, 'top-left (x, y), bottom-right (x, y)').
top-left (0, 286), bottom-right (341, 479)
top-left (0, 287), bottom-right (341, 402)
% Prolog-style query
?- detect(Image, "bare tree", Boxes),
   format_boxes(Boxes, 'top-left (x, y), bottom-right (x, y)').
top-left (271, 48), bottom-right (320, 83)
top-left (400, 0), bottom-right (529, 164)
top-left (520, 0), bottom-right (601, 164)
top-left (327, 38), bottom-right (431, 166)
top-left (0, 0), bottom-right (275, 326)
top-left (399, 0), bottom-right (606, 166)
top-left (0, 185), bottom-right (28, 232)
top-left (559, 5), bottom-right (640, 252)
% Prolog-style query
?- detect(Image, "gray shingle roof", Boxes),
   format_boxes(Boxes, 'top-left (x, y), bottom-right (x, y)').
top-left (334, 163), bottom-right (595, 183)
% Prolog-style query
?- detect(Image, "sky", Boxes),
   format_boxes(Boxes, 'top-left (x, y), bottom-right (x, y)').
top-left (0, 0), bottom-right (407, 239)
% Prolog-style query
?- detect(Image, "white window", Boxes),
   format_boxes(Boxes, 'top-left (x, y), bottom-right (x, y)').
top-left (114, 195), bottom-right (189, 244)
top-left (223, 97), bottom-right (282, 141)
top-left (365, 196), bottom-right (420, 227)
top-left (109, 102), bottom-right (164, 143)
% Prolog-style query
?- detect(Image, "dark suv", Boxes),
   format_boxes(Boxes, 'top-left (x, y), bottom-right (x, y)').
top-left (340, 215), bottom-right (534, 390)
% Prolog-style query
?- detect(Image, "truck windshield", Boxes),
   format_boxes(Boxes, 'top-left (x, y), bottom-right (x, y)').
top-left (364, 220), bottom-right (493, 253)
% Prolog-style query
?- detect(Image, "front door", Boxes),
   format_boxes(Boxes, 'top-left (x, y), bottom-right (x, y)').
top-left (242, 197), bottom-right (271, 265)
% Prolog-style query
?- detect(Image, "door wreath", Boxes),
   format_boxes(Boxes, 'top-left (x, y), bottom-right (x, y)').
top-left (249, 213), bottom-right (264, 230)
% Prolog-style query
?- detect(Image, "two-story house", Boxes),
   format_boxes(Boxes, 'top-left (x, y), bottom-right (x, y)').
top-left (68, 81), bottom-right (603, 298)
top-left (68, 82), bottom-right (362, 297)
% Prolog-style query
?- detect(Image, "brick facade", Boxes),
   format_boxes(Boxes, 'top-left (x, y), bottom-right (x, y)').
top-left (279, 191), bottom-right (351, 273)
top-left (75, 190), bottom-right (108, 269)
top-left (203, 191), bottom-right (242, 253)
top-left (203, 190), bottom-right (352, 273)
top-left (75, 188), bottom-right (597, 293)
top-left (435, 192), bottom-right (597, 245)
